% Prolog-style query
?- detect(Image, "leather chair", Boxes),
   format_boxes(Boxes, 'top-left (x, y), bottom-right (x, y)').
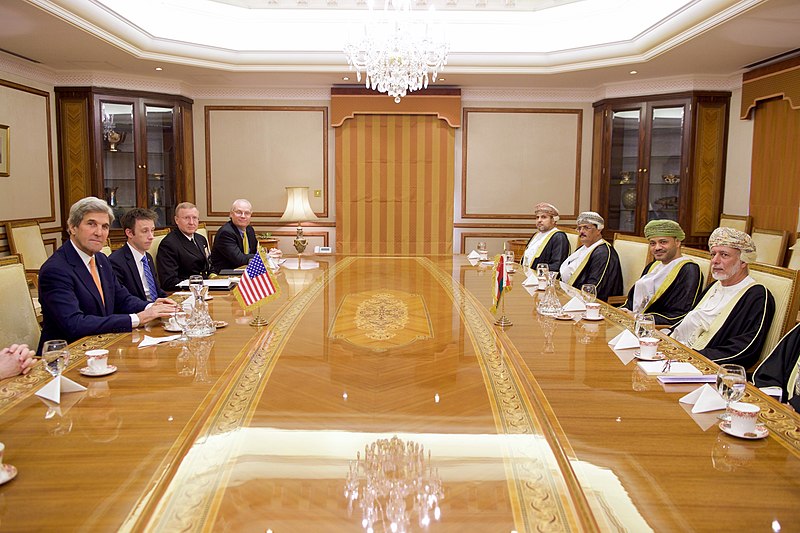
top-left (561, 227), bottom-right (579, 254)
top-left (747, 261), bottom-right (800, 370)
top-left (149, 228), bottom-right (171, 262)
top-left (719, 214), bottom-right (752, 234)
top-left (196, 222), bottom-right (209, 245)
top-left (786, 235), bottom-right (800, 271)
top-left (0, 256), bottom-right (41, 349)
top-left (612, 233), bottom-right (652, 297)
top-left (681, 247), bottom-right (712, 289)
top-left (751, 227), bottom-right (789, 266)
top-left (5, 221), bottom-right (49, 287)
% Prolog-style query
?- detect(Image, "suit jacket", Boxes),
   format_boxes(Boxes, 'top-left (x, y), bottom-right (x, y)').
top-left (156, 229), bottom-right (210, 291)
top-left (38, 240), bottom-right (148, 352)
top-left (209, 220), bottom-right (257, 274)
top-left (109, 244), bottom-right (167, 302)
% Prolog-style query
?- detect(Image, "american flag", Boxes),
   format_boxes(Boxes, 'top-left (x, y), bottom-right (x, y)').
top-left (233, 250), bottom-right (280, 310)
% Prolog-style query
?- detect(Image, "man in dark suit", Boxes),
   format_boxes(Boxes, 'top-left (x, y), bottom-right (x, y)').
top-left (210, 199), bottom-right (257, 274)
top-left (38, 197), bottom-right (176, 352)
top-left (157, 201), bottom-right (211, 291)
top-left (109, 208), bottom-right (167, 302)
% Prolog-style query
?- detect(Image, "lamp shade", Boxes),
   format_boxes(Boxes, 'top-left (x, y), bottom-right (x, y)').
top-left (280, 187), bottom-right (318, 223)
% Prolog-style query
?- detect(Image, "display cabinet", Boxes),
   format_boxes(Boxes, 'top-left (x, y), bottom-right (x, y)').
top-left (55, 87), bottom-right (194, 232)
top-left (591, 91), bottom-right (730, 247)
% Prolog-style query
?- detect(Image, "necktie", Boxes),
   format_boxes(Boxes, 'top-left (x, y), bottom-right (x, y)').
top-left (193, 237), bottom-right (204, 255)
top-left (142, 255), bottom-right (159, 302)
top-left (243, 231), bottom-right (249, 254)
top-left (89, 256), bottom-right (105, 305)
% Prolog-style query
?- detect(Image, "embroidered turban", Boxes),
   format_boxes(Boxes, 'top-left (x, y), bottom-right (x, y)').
top-left (708, 226), bottom-right (757, 263)
top-left (577, 211), bottom-right (604, 231)
top-left (644, 219), bottom-right (685, 241)
top-left (534, 202), bottom-right (560, 221)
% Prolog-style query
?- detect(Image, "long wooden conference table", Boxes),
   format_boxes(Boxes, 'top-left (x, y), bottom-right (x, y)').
top-left (0, 255), bottom-right (798, 532)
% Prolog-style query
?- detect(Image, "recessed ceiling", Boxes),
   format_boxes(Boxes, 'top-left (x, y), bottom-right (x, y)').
top-left (1, 0), bottom-right (799, 91)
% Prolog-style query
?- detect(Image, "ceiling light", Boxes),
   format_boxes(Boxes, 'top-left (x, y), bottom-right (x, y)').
top-left (344, 0), bottom-right (448, 103)
top-left (155, 67), bottom-right (163, 71)
top-left (629, 70), bottom-right (637, 74)
top-left (342, 76), bottom-right (350, 81)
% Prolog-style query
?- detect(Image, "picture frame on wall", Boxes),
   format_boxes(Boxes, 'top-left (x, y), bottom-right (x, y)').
top-left (0, 125), bottom-right (8, 177)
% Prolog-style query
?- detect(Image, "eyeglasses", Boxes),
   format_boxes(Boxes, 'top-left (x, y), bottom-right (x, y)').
top-left (233, 210), bottom-right (252, 216)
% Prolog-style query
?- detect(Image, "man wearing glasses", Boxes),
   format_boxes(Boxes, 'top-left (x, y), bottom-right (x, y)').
top-left (210, 199), bottom-right (258, 274)
top-left (559, 211), bottom-right (623, 302)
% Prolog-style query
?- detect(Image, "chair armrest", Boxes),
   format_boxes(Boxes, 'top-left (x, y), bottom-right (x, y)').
top-left (607, 295), bottom-right (626, 306)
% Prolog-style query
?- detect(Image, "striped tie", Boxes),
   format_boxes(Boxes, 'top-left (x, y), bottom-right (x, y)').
top-left (89, 256), bottom-right (105, 305)
top-left (142, 255), bottom-right (159, 302)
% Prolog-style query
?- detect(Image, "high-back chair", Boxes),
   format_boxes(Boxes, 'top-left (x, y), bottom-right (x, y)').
top-left (612, 233), bottom-right (652, 297)
top-left (786, 234), bottom-right (800, 271)
top-left (719, 214), bottom-right (752, 234)
top-left (5, 221), bottom-right (49, 287)
top-left (561, 227), bottom-right (579, 254)
top-left (751, 227), bottom-right (789, 266)
top-left (747, 261), bottom-right (800, 370)
top-left (681, 247), bottom-right (712, 289)
top-left (150, 228), bottom-right (171, 262)
top-left (196, 222), bottom-right (209, 244)
top-left (0, 256), bottom-right (41, 350)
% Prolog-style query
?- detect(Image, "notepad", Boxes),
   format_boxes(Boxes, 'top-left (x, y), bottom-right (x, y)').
top-left (637, 360), bottom-right (703, 377)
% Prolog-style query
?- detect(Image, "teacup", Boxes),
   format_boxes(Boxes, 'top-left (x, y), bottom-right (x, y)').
top-left (85, 349), bottom-right (109, 372)
top-left (639, 336), bottom-right (660, 359)
top-left (729, 402), bottom-right (760, 435)
top-left (479, 250), bottom-right (488, 261)
top-left (585, 302), bottom-right (601, 319)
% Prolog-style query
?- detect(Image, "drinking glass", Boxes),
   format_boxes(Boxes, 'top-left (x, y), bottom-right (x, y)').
top-left (41, 339), bottom-right (70, 378)
top-left (189, 274), bottom-right (204, 292)
top-left (476, 242), bottom-right (487, 260)
top-left (504, 250), bottom-right (515, 264)
top-left (716, 364), bottom-right (746, 421)
top-left (580, 284), bottom-right (597, 304)
top-left (634, 313), bottom-right (656, 339)
top-left (536, 264), bottom-right (549, 279)
top-left (174, 310), bottom-right (189, 341)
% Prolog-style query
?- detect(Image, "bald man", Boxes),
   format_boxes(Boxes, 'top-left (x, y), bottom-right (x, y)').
top-left (620, 219), bottom-right (704, 326)
top-left (210, 199), bottom-right (258, 274)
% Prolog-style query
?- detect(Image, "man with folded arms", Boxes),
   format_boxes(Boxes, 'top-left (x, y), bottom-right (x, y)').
top-left (520, 202), bottom-right (570, 272)
top-left (620, 220), bottom-right (704, 326)
top-left (37, 197), bottom-right (176, 352)
top-left (109, 208), bottom-right (167, 302)
top-left (671, 227), bottom-right (775, 368)
top-left (210, 199), bottom-right (258, 274)
top-left (157, 202), bottom-right (211, 291)
top-left (559, 211), bottom-right (623, 301)
top-left (753, 322), bottom-right (800, 412)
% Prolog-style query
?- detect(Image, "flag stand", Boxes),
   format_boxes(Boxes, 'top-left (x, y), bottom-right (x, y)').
top-left (494, 295), bottom-right (512, 327)
top-left (250, 304), bottom-right (269, 327)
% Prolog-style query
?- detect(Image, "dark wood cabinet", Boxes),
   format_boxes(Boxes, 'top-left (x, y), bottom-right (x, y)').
top-left (55, 87), bottom-right (194, 233)
top-left (591, 91), bottom-right (730, 247)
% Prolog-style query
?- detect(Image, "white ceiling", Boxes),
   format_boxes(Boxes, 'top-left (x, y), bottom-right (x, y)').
top-left (0, 0), bottom-right (799, 92)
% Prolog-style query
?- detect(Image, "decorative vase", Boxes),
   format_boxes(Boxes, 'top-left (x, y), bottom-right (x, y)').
top-left (621, 187), bottom-right (637, 209)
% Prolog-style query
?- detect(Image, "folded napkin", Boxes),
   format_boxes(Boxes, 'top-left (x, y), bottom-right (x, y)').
top-left (138, 334), bottom-right (180, 349)
top-left (468, 258), bottom-right (479, 267)
top-left (561, 296), bottom-right (586, 312)
top-left (523, 285), bottom-right (538, 297)
top-left (679, 384), bottom-right (726, 413)
top-left (467, 250), bottom-right (481, 259)
top-left (608, 329), bottom-right (639, 350)
top-left (522, 273), bottom-right (538, 286)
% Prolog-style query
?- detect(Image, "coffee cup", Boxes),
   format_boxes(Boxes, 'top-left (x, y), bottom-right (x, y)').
top-left (537, 276), bottom-right (547, 290)
top-left (729, 402), bottom-right (760, 435)
top-left (479, 250), bottom-right (488, 261)
top-left (639, 336), bottom-right (660, 358)
top-left (585, 302), bottom-right (601, 319)
top-left (85, 349), bottom-right (109, 372)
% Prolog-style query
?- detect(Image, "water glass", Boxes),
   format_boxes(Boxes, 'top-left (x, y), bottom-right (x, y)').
top-left (717, 364), bottom-right (746, 421)
top-left (536, 264), bottom-right (549, 279)
top-left (174, 310), bottom-right (189, 341)
top-left (634, 313), bottom-right (656, 339)
top-left (581, 284), bottom-right (597, 304)
top-left (41, 339), bottom-right (69, 378)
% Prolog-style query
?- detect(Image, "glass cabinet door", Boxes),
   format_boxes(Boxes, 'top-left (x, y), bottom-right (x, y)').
top-left (145, 105), bottom-right (176, 228)
top-left (647, 106), bottom-right (685, 223)
top-left (101, 102), bottom-right (135, 227)
top-left (607, 109), bottom-right (641, 232)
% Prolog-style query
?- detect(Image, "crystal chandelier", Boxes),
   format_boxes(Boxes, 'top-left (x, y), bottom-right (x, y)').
top-left (345, 435), bottom-right (444, 532)
top-left (344, 0), bottom-right (449, 103)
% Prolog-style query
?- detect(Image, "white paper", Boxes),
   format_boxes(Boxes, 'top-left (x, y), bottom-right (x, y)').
top-left (758, 386), bottom-right (783, 399)
top-left (35, 376), bottom-right (87, 404)
top-left (562, 297), bottom-right (586, 312)
top-left (467, 250), bottom-right (480, 259)
top-left (177, 279), bottom-right (233, 289)
top-left (522, 274), bottom-right (538, 286)
top-left (608, 330), bottom-right (640, 350)
top-left (679, 384), bottom-right (727, 413)
top-left (138, 334), bottom-right (180, 349)
top-left (658, 375), bottom-right (716, 384)
top-left (638, 360), bottom-right (702, 377)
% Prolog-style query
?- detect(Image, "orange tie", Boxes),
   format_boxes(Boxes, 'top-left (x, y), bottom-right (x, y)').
top-left (89, 256), bottom-right (105, 305)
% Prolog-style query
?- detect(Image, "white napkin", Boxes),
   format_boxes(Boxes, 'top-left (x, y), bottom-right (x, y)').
top-left (679, 384), bottom-right (727, 413)
top-left (467, 250), bottom-right (480, 259)
top-left (608, 329), bottom-right (640, 350)
top-left (138, 334), bottom-right (180, 349)
top-left (523, 285), bottom-right (538, 297)
top-left (561, 296), bottom-right (586, 312)
top-left (468, 258), bottom-right (479, 267)
top-left (522, 273), bottom-right (538, 286)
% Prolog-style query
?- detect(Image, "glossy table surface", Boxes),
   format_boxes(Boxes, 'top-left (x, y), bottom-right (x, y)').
top-left (0, 256), bottom-right (798, 532)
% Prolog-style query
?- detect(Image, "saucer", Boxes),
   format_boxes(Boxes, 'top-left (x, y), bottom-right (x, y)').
top-left (0, 464), bottom-right (18, 485)
top-left (553, 313), bottom-right (575, 321)
top-left (213, 321), bottom-right (228, 328)
top-left (719, 421), bottom-right (769, 440)
top-left (634, 351), bottom-right (665, 361)
top-left (79, 365), bottom-right (117, 377)
top-left (581, 314), bottom-right (604, 321)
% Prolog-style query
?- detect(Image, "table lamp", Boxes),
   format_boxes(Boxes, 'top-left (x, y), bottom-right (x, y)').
top-left (280, 186), bottom-right (318, 255)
